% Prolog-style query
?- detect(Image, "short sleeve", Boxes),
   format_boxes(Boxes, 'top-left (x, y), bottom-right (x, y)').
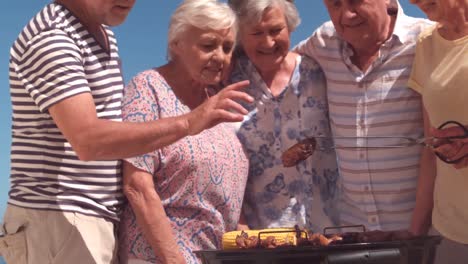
top-left (122, 71), bottom-right (163, 174)
top-left (292, 29), bottom-right (321, 60)
top-left (14, 29), bottom-right (90, 112)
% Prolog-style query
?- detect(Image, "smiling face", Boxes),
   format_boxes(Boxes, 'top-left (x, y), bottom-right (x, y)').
top-left (323, 0), bottom-right (392, 50)
top-left (172, 26), bottom-right (235, 85)
top-left (239, 6), bottom-right (291, 73)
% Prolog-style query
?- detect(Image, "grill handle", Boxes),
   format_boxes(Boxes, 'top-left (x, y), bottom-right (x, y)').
top-left (325, 248), bottom-right (401, 264)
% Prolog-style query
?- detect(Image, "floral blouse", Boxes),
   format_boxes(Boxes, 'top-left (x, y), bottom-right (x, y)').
top-left (230, 54), bottom-right (340, 232)
top-left (119, 69), bottom-right (249, 263)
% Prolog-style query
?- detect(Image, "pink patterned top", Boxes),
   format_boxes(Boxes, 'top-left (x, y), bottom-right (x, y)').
top-left (119, 69), bottom-right (249, 263)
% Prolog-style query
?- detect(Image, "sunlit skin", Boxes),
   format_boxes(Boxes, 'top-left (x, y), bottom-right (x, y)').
top-left (162, 26), bottom-right (236, 109)
top-left (172, 27), bottom-right (235, 86)
top-left (239, 7), bottom-right (291, 76)
top-left (56, 0), bottom-right (135, 28)
top-left (410, 0), bottom-right (468, 39)
top-left (238, 6), bottom-right (298, 96)
top-left (322, 0), bottom-right (395, 70)
top-left (55, 0), bottom-right (136, 51)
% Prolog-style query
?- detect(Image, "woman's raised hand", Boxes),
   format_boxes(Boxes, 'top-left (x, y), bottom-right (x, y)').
top-left (185, 80), bottom-right (253, 135)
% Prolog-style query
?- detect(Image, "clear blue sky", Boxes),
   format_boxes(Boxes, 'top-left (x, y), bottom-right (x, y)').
top-left (0, 1), bottom-right (424, 220)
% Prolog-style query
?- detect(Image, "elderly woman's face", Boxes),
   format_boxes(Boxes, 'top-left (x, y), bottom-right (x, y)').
top-left (410, 0), bottom-right (467, 23)
top-left (239, 6), bottom-right (291, 72)
top-left (172, 27), bottom-right (235, 85)
top-left (323, 0), bottom-right (391, 49)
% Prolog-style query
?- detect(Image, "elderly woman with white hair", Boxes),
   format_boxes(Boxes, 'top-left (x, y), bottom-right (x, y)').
top-left (118, 1), bottom-right (250, 263)
top-left (228, 0), bottom-right (340, 232)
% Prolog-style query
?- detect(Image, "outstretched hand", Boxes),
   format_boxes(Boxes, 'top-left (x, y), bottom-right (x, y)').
top-left (185, 80), bottom-right (253, 135)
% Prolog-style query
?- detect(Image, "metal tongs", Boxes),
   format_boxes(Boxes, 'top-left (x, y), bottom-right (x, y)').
top-left (323, 121), bottom-right (468, 164)
top-left (282, 121), bottom-right (468, 167)
top-left (280, 136), bottom-right (430, 167)
top-left (314, 135), bottom-right (434, 150)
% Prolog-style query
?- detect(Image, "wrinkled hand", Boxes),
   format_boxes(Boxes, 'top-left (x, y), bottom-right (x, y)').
top-left (432, 126), bottom-right (468, 169)
top-left (186, 80), bottom-right (253, 135)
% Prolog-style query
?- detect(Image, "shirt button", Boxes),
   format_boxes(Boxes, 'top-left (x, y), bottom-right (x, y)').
top-left (364, 185), bottom-right (370, 192)
top-left (360, 153), bottom-right (365, 159)
top-left (370, 217), bottom-right (377, 223)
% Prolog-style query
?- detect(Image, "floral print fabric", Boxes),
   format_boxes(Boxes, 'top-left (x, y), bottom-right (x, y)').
top-left (119, 69), bottom-right (249, 263)
top-left (231, 54), bottom-right (340, 232)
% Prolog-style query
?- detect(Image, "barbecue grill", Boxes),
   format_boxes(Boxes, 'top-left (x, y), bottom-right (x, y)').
top-left (195, 226), bottom-right (442, 264)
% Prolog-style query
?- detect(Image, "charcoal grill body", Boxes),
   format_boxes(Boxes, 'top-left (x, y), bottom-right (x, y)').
top-left (195, 236), bottom-right (441, 264)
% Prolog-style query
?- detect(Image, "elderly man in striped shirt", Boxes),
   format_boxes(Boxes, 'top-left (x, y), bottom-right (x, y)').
top-left (295, 0), bottom-right (433, 235)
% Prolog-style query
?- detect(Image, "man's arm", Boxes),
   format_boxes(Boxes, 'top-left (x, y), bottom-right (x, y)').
top-left (292, 37), bottom-right (317, 59)
top-left (409, 107), bottom-right (436, 235)
top-left (18, 30), bottom-right (253, 161)
top-left (292, 25), bottom-right (325, 60)
top-left (49, 80), bottom-right (252, 161)
top-left (122, 162), bottom-right (185, 264)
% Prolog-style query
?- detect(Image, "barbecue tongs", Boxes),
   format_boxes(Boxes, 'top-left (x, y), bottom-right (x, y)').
top-left (281, 136), bottom-right (436, 167)
top-left (281, 121), bottom-right (468, 167)
top-left (281, 136), bottom-right (432, 168)
top-left (314, 135), bottom-right (434, 149)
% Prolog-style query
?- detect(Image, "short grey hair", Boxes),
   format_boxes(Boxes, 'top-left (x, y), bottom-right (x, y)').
top-left (228, 0), bottom-right (300, 32)
top-left (167, 0), bottom-right (237, 61)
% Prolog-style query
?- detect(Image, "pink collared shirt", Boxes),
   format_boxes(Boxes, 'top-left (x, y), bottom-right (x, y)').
top-left (294, 6), bottom-right (433, 231)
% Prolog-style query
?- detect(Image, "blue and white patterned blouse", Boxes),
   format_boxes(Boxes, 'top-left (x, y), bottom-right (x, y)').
top-left (230, 54), bottom-right (340, 232)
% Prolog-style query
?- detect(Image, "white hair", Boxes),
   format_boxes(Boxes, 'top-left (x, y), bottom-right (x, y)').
top-left (167, 0), bottom-right (237, 61)
top-left (228, 0), bottom-right (300, 32)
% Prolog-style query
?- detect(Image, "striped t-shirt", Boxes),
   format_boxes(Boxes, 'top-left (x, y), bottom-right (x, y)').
top-left (295, 7), bottom-right (432, 230)
top-left (8, 3), bottom-right (124, 221)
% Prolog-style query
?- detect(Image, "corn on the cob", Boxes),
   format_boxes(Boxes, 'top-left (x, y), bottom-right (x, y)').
top-left (222, 228), bottom-right (306, 249)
